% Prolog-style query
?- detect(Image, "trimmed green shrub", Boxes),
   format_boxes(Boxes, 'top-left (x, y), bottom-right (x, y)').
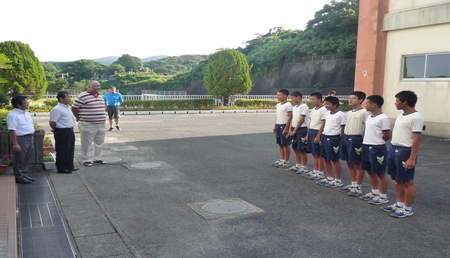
top-left (120, 99), bottom-right (215, 111)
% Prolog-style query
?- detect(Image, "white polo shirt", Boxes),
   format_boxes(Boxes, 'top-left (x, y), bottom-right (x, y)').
top-left (391, 111), bottom-right (424, 147)
top-left (49, 103), bottom-right (76, 128)
top-left (6, 108), bottom-right (35, 136)
top-left (275, 102), bottom-right (293, 125)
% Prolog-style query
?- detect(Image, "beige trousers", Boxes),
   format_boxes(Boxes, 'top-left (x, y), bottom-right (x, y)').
top-left (78, 121), bottom-right (106, 162)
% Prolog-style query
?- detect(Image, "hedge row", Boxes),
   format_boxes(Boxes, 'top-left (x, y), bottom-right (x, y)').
top-left (120, 99), bottom-right (215, 111)
top-left (234, 99), bottom-right (352, 111)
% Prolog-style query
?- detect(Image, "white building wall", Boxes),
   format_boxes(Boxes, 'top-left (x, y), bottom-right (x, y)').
top-left (383, 0), bottom-right (450, 137)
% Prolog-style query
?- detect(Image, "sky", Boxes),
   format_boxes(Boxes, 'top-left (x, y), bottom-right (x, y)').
top-left (1, 0), bottom-right (332, 62)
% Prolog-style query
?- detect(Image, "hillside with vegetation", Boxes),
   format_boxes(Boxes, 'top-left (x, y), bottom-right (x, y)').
top-left (1, 0), bottom-right (358, 98)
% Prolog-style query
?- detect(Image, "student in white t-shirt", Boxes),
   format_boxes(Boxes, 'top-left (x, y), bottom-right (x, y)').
top-left (316, 96), bottom-right (347, 187)
top-left (381, 90), bottom-right (424, 218)
top-left (286, 91), bottom-right (309, 173)
top-left (359, 95), bottom-right (391, 205)
top-left (339, 91), bottom-right (369, 196)
top-left (271, 89), bottom-right (293, 168)
top-left (304, 92), bottom-right (328, 179)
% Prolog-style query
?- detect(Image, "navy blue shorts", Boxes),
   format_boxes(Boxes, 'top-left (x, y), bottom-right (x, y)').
top-left (341, 135), bottom-right (363, 163)
top-left (292, 127), bottom-right (308, 151)
top-left (361, 145), bottom-right (388, 173)
top-left (275, 124), bottom-right (291, 145)
top-left (320, 135), bottom-right (341, 160)
top-left (306, 129), bottom-right (320, 154)
top-left (387, 145), bottom-right (416, 180)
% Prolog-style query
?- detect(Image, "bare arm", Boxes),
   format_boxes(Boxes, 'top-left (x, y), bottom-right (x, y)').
top-left (49, 121), bottom-right (57, 131)
top-left (283, 112), bottom-right (293, 136)
top-left (72, 107), bottom-right (79, 122)
top-left (405, 133), bottom-right (421, 169)
top-left (382, 130), bottom-right (391, 141)
top-left (315, 120), bottom-right (325, 144)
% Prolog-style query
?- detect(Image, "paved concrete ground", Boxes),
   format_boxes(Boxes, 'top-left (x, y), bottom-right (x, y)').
top-left (31, 112), bottom-right (450, 258)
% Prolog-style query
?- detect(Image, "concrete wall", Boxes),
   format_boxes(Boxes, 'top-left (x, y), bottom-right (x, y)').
top-left (383, 1), bottom-right (450, 137)
top-left (187, 59), bottom-right (356, 96)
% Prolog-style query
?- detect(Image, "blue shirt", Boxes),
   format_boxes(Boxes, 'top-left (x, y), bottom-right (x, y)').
top-left (103, 92), bottom-right (123, 106)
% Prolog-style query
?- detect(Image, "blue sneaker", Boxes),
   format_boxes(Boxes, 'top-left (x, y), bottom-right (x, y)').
top-left (368, 196), bottom-right (389, 205)
top-left (338, 185), bottom-right (352, 192)
top-left (309, 172), bottom-right (325, 180)
top-left (348, 187), bottom-right (363, 196)
top-left (271, 160), bottom-right (283, 166)
top-left (286, 166), bottom-right (300, 172)
top-left (325, 180), bottom-right (343, 188)
top-left (360, 192), bottom-right (378, 201)
top-left (316, 178), bottom-right (330, 186)
top-left (390, 208), bottom-right (414, 218)
top-left (381, 203), bottom-right (402, 212)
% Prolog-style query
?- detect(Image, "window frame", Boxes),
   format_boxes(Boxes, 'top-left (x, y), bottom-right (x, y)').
top-left (401, 53), bottom-right (450, 81)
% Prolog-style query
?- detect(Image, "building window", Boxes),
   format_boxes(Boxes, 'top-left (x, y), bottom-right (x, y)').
top-left (402, 53), bottom-right (450, 80)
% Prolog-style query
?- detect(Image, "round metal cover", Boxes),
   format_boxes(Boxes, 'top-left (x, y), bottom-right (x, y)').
top-left (201, 201), bottom-right (246, 214)
top-left (131, 162), bottom-right (161, 169)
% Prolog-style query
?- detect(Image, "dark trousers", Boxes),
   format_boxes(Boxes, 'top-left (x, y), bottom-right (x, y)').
top-left (54, 128), bottom-right (75, 172)
top-left (14, 134), bottom-right (34, 178)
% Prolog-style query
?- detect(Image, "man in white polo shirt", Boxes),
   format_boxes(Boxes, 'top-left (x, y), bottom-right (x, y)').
top-left (6, 95), bottom-right (36, 184)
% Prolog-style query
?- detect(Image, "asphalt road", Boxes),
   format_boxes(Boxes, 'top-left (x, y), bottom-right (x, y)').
top-left (32, 112), bottom-right (450, 258)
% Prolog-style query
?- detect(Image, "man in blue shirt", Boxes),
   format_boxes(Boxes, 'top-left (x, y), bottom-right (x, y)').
top-left (103, 86), bottom-right (123, 131)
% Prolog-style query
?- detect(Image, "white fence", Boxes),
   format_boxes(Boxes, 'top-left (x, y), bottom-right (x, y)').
top-left (35, 94), bottom-right (349, 107)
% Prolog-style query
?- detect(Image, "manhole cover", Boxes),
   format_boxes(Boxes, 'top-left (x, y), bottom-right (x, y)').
top-left (131, 162), bottom-right (161, 169)
top-left (201, 201), bottom-right (246, 214)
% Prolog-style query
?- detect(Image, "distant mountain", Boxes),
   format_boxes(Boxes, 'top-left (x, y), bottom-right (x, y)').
top-left (92, 55), bottom-right (168, 65)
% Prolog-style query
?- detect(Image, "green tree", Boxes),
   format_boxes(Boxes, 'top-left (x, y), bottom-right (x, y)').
top-left (204, 49), bottom-right (252, 105)
top-left (0, 41), bottom-right (47, 99)
top-left (0, 53), bottom-right (13, 83)
top-left (113, 54), bottom-right (143, 72)
top-left (59, 59), bottom-right (102, 83)
top-left (105, 63), bottom-right (125, 76)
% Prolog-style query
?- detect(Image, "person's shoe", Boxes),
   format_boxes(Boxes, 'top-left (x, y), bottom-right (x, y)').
top-left (309, 173), bottom-right (325, 180)
top-left (16, 177), bottom-right (32, 184)
top-left (338, 185), bottom-right (352, 192)
top-left (23, 175), bottom-right (36, 182)
top-left (271, 160), bottom-right (283, 166)
top-left (116, 125), bottom-right (121, 131)
top-left (325, 180), bottom-right (343, 187)
top-left (84, 162), bottom-right (93, 167)
top-left (108, 127), bottom-right (114, 131)
top-left (348, 187), bottom-right (363, 196)
top-left (302, 170), bottom-right (313, 177)
top-left (360, 192), bottom-right (378, 201)
top-left (286, 166), bottom-right (300, 172)
top-left (69, 168), bottom-right (80, 171)
top-left (296, 167), bottom-right (306, 174)
top-left (316, 178), bottom-right (330, 186)
top-left (58, 170), bottom-right (73, 174)
top-left (390, 208), bottom-right (414, 218)
top-left (381, 203), bottom-right (402, 212)
top-left (279, 162), bottom-right (291, 168)
top-left (368, 196), bottom-right (389, 205)
top-left (93, 160), bottom-right (106, 164)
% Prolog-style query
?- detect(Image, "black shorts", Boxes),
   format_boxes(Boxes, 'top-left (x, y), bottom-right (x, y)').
top-left (107, 106), bottom-right (120, 119)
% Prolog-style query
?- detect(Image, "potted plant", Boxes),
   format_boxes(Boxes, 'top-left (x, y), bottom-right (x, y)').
top-left (43, 151), bottom-right (55, 170)
top-left (0, 153), bottom-right (12, 174)
top-left (43, 134), bottom-right (54, 152)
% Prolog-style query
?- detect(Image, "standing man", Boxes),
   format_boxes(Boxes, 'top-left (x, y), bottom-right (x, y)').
top-left (382, 90), bottom-right (424, 218)
top-left (49, 91), bottom-right (78, 174)
top-left (6, 95), bottom-right (36, 184)
top-left (104, 86), bottom-right (123, 131)
top-left (72, 81), bottom-right (107, 167)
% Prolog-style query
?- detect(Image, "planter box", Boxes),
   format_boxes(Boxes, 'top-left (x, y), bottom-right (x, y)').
top-left (43, 162), bottom-right (55, 170)
top-left (0, 129), bottom-right (45, 171)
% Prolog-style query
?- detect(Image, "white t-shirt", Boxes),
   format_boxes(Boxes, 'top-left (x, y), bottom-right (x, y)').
top-left (291, 103), bottom-right (309, 128)
top-left (391, 111), bottom-right (424, 147)
top-left (309, 106), bottom-right (327, 130)
top-left (275, 102), bottom-right (293, 125)
top-left (344, 108), bottom-right (369, 136)
top-left (363, 113), bottom-right (391, 145)
top-left (323, 111), bottom-right (346, 136)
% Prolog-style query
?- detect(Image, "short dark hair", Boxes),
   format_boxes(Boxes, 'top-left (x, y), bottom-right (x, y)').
top-left (324, 96), bottom-right (340, 107)
top-left (278, 89), bottom-right (289, 96)
top-left (56, 91), bottom-right (70, 102)
top-left (290, 91), bottom-right (303, 98)
top-left (11, 95), bottom-right (28, 108)
top-left (109, 86), bottom-right (116, 90)
top-left (366, 95), bottom-right (384, 108)
top-left (395, 90), bottom-right (417, 107)
top-left (350, 91), bottom-right (366, 102)
top-left (310, 92), bottom-right (323, 100)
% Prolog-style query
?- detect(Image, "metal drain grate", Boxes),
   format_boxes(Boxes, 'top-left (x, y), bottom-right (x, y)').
top-left (201, 201), bottom-right (246, 214)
